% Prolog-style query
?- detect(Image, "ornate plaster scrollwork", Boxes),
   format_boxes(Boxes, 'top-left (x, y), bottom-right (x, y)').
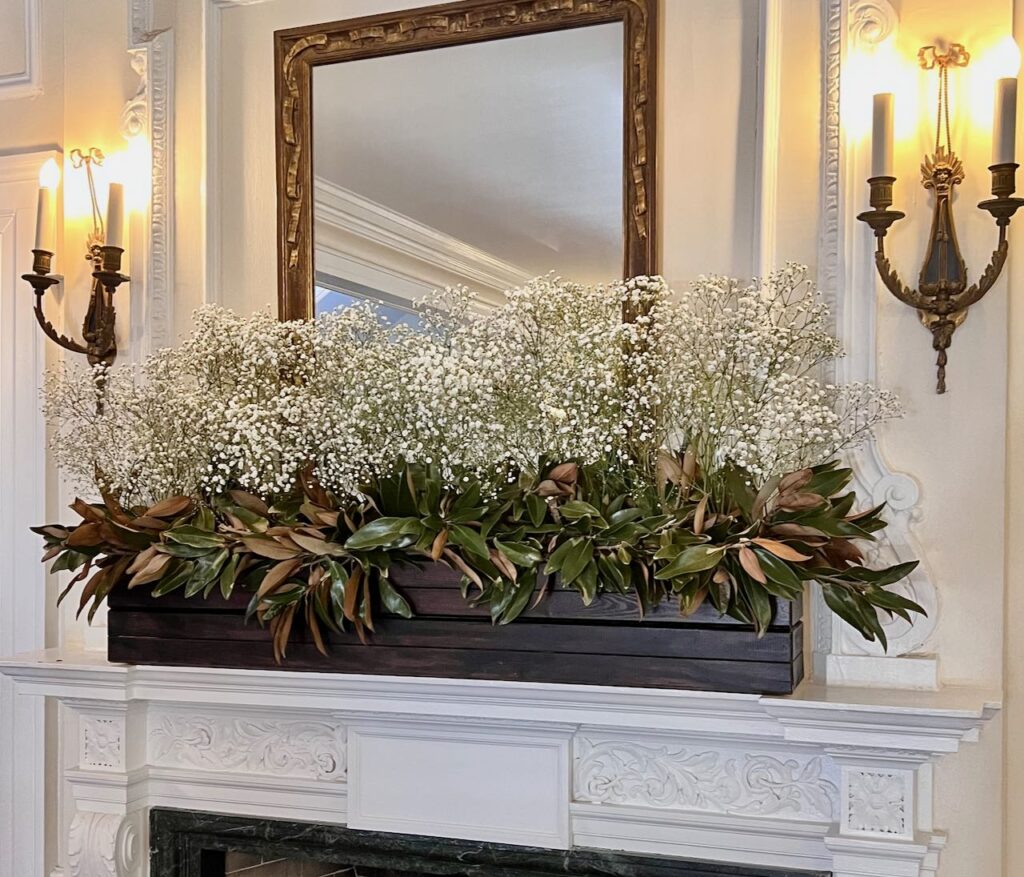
top-left (848, 0), bottom-right (898, 50)
top-left (574, 738), bottom-right (838, 822)
top-left (149, 712), bottom-right (346, 780)
top-left (68, 812), bottom-right (139, 877)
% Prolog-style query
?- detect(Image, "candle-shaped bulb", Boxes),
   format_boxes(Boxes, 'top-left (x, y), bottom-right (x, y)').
top-left (34, 158), bottom-right (59, 254)
top-left (994, 77), bottom-right (1018, 165)
top-left (871, 93), bottom-right (895, 178)
top-left (105, 182), bottom-right (124, 250)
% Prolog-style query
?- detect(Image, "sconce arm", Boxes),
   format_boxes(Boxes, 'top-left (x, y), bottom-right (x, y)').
top-left (874, 249), bottom-right (930, 310)
top-left (957, 238), bottom-right (1009, 311)
top-left (32, 294), bottom-right (91, 356)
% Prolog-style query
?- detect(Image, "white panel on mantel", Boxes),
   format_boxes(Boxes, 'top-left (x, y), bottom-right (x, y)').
top-left (347, 721), bottom-right (571, 848)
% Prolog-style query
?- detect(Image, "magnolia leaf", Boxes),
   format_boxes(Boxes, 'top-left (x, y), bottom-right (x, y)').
top-left (751, 538), bottom-right (813, 562)
top-left (738, 545), bottom-right (768, 584)
top-left (345, 517), bottom-right (414, 551)
top-left (165, 527), bottom-right (224, 549)
top-left (430, 529), bottom-right (449, 561)
top-left (778, 468), bottom-right (813, 494)
top-left (145, 496), bottom-right (193, 519)
top-left (128, 552), bottom-right (172, 588)
top-left (242, 536), bottom-right (301, 560)
top-left (228, 490), bottom-right (269, 516)
top-left (693, 495), bottom-right (709, 535)
top-left (654, 545), bottom-right (726, 580)
top-left (493, 538), bottom-right (542, 567)
top-left (548, 462), bottom-right (579, 484)
top-left (66, 522), bottom-right (103, 548)
top-left (378, 576), bottom-right (413, 618)
top-left (126, 545), bottom-right (158, 575)
top-left (258, 558), bottom-right (302, 599)
top-left (290, 531), bottom-right (346, 556)
top-left (776, 492), bottom-right (825, 512)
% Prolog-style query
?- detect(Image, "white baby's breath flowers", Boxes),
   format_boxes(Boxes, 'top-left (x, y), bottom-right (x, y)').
top-left (44, 265), bottom-right (899, 507)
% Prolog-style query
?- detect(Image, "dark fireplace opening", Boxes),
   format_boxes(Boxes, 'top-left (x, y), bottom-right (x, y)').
top-left (150, 810), bottom-right (831, 877)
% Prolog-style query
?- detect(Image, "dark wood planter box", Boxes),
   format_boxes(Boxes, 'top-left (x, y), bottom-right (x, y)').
top-left (107, 564), bottom-right (804, 694)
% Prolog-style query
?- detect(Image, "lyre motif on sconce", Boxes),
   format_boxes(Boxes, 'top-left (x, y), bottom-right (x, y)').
top-left (21, 147), bottom-right (128, 368)
top-left (858, 42), bottom-right (1024, 393)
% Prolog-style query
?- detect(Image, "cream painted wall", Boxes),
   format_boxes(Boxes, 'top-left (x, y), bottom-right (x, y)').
top-left (0, 0), bottom-right (63, 154)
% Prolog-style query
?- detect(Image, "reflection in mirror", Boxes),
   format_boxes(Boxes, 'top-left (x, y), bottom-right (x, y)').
top-left (311, 23), bottom-right (624, 317)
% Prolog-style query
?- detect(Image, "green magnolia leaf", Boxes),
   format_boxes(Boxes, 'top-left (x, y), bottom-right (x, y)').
top-left (164, 526), bottom-right (225, 549)
top-left (560, 501), bottom-right (608, 527)
top-left (559, 539), bottom-right (594, 586)
top-left (492, 538), bottom-right (542, 567)
top-left (448, 523), bottom-right (490, 562)
top-left (751, 547), bottom-right (804, 594)
top-left (377, 576), bottom-right (413, 618)
top-left (220, 554), bottom-right (239, 600)
top-left (654, 545), bottom-right (726, 580)
top-left (345, 517), bottom-right (416, 551)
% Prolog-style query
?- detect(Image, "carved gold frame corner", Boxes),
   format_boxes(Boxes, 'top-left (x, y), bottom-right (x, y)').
top-left (274, 0), bottom-right (658, 320)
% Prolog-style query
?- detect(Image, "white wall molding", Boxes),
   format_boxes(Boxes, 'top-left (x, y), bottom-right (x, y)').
top-left (812, 0), bottom-right (939, 690)
top-left (0, 649), bottom-right (998, 877)
top-left (0, 148), bottom-right (56, 877)
top-left (0, 0), bottom-right (42, 100)
top-left (122, 0), bottom-right (174, 356)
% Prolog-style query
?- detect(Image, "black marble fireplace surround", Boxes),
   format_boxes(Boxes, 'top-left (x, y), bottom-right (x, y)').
top-left (150, 810), bottom-right (831, 877)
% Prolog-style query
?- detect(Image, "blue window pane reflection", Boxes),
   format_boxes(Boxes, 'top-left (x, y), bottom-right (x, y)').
top-left (314, 282), bottom-right (423, 330)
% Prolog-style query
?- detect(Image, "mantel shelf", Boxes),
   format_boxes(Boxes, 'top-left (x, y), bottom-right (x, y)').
top-left (1, 647), bottom-right (999, 758)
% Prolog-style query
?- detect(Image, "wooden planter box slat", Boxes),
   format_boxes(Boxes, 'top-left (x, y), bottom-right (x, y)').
top-left (107, 563), bottom-right (805, 694)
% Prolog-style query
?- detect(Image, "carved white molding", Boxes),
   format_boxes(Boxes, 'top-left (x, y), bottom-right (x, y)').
top-left (574, 738), bottom-right (838, 822)
top-left (80, 714), bottom-right (126, 772)
top-left (841, 767), bottom-right (913, 839)
top-left (0, 0), bottom-right (42, 100)
top-left (813, 0), bottom-right (939, 689)
top-left (0, 651), bottom-right (999, 877)
top-left (67, 811), bottom-right (140, 877)
top-left (122, 0), bottom-right (174, 356)
top-left (848, 0), bottom-right (898, 50)
top-left (149, 711), bottom-right (346, 780)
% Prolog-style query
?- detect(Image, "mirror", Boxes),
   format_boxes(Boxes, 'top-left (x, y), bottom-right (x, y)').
top-left (275, 0), bottom-right (657, 319)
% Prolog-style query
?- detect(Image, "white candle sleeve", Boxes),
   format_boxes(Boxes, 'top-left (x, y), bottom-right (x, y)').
top-left (105, 183), bottom-right (125, 249)
top-left (871, 93), bottom-right (895, 178)
top-left (34, 186), bottom-right (55, 252)
top-left (994, 77), bottom-right (1018, 165)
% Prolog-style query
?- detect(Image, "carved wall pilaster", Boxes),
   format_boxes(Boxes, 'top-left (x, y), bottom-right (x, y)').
top-left (814, 0), bottom-right (939, 689)
top-left (121, 0), bottom-right (174, 357)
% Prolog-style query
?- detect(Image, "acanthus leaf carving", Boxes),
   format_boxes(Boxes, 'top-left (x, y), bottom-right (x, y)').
top-left (574, 738), bottom-right (838, 822)
top-left (149, 712), bottom-right (346, 781)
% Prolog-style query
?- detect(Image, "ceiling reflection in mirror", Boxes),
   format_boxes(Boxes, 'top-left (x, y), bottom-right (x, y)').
top-left (311, 23), bottom-right (624, 317)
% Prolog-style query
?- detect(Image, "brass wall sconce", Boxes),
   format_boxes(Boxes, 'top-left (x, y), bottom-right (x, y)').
top-left (21, 147), bottom-right (129, 368)
top-left (857, 42), bottom-right (1022, 393)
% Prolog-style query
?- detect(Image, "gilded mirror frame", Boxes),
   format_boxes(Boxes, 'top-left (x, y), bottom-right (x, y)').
top-left (274, 0), bottom-right (658, 320)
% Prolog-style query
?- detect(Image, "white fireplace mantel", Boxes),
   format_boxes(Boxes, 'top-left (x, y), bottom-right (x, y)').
top-left (0, 648), bottom-right (998, 877)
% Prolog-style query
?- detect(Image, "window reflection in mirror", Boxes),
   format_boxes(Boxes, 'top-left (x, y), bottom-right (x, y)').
top-left (311, 23), bottom-right (625, 317)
